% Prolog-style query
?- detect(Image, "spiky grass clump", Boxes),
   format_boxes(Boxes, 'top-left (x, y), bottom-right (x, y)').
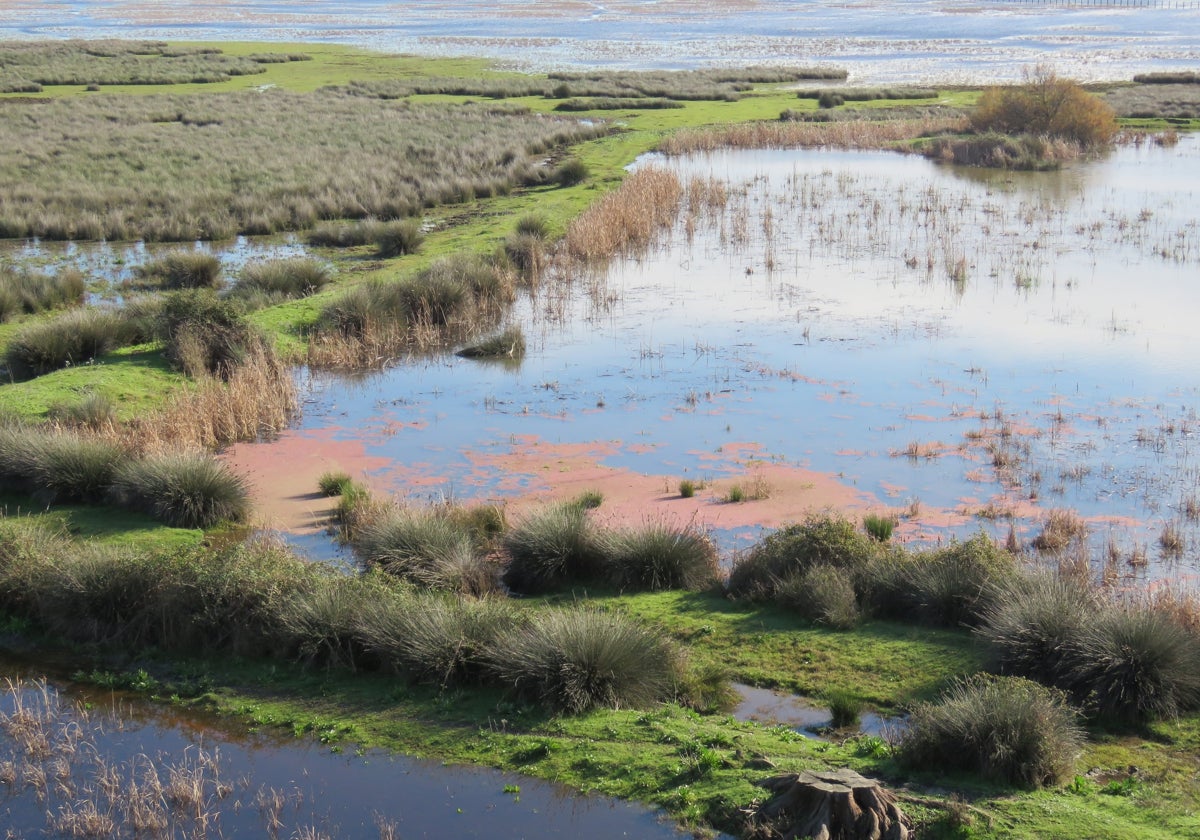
top-left (3, 308), bottom-right (135, 380)
top-left (109, 452), bottom-right (249, 529)
top-left (31, 434), bottom-right (124, 504)
top-left (975, 571), bottom-right (1098, 686)
top-left (47, 392), bottom-right (117, 430)
top-left (501, 503), bottom-right (604, 594)
top-left (352, 505), bottom-right (497, 595)
top-left (877, 533), bottom-right (1016, 627)
top-left (233, 258), bottom-right (331, 299)
top-left (135, 251), bottom-right (222, 289)
top-left (678, 479), bottom-right (696, 498)
top-left (278, 573), bottom-right (396, 669)
top-left (556, 158), bottom-right (589, 187)
top-left (356, 590), bottom-right (517, 688)
top-left (775, 564), bottom-right (861, 629)
top-left (727, 514), bottom-right (880, 601)
top-left (485, 607), bottom-right (679, 713)
top-left (825, 688), bottom-right (863, 728)
top-left (1070, 607), bottom-right (1200, 722)
top-left (0, 425), bottom-right (122, 503)
top-left (306, 219), bottom-right (382, 248)
top-left (0, 268), bottom-right (85, 321)
top-left (900, 675), bottom-right (1084, 789)
top-left (863, 512), bottom-right (897, 542)
top-left (373, 219), bottom-right (425, 258)
top-left (604, 521), bottom-right (719, 592)
top-left (317, 471), bottom-right (354, 497)
top-left (160, 289), bottom-right (258, 377)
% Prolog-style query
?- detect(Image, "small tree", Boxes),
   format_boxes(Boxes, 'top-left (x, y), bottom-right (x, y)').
top-left (972, 66), bottom-right (1116, 148)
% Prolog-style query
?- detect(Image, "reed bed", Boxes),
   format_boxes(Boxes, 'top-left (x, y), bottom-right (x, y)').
top-left (0, 90), bottom-right (605, 241)
top-left (658, 116), bottom-right (968, 155)
top-left (0, 40), bottom-right (284, 89)
top-left (564, 166), bottom-right (682, 263)
top-left (119, 344), bottom-right (298, 452)
top-left (341, 66), bottom-right (845, 104)
top-left (309, 255), bottom-right (516, 369)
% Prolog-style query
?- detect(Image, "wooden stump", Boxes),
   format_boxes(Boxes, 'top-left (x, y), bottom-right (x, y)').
top-left (748, 768), bottom-right (910, 840)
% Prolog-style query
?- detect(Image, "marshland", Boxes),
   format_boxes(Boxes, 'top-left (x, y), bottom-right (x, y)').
top-left (2, 23), bottom-right (1200, 840)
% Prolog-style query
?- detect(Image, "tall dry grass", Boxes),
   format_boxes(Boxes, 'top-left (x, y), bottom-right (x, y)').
top-left (116, 345), bottom-right (297, 453)
top-left (564, 167), bottom-right (682, 263)
top-left (658, 116), bottom-right (968, 156)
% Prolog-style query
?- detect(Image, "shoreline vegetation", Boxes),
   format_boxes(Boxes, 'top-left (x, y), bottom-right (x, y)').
top-left (1, 39), bottom-right (1199, 839)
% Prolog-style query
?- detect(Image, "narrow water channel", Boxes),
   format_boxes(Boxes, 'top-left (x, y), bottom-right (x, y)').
top-left (0, 669), bottom-right (693, 838)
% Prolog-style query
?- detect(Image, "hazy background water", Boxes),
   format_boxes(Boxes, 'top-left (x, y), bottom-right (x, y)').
top-left (1, 0), bottom-right (1198, 83)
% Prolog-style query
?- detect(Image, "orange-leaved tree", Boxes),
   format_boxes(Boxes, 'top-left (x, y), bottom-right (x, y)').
top-left (971, 66), bottom-right (1117, 149)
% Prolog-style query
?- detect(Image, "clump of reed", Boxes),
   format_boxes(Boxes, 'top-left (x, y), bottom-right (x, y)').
top-left (457, 325), bottom-right (526, 363)
top-left (873, 533), bottom-right (1017, 628)
top-left (863, 512), bottom-right (897, 542)
top-left (306, 219), bottom-right (384, 248)
top-left (775, 564), bottom-right (861, 630)
top-left (0, 267), bottom-right (85, 321)
top-left (134, 250), bottom-right (223, 289)
top-left (311, 255), bottom-right (514, 367)
top-left (504, 214), bottom-right (550, 277)
top-left (351, 503), bottom-right (498, 595)
top-left (355, 590), bottom-right (517, 688)
top-left (602, 520), bottom-right (719, 591)
top-left (727, 514), bottom-right (882, 602)
top-left (159, 289), bottom-right (259, 378)
top-left (231, 257), bottom-right (331, 300)
top-left (565, 166), bottom-right (682, 263)
top-left (484, 607), bottom-right (682, 714)
top-left (900, 674), bottom-right (1083, 788)
top-left (108, 451), bottom-right (249, 529)
top-left (0, 423), bottom-right (123, 504)
top-left (796, 87), bottom-right (939, 103)
top-left (3, 308), bottom-right (136, 380)
top-left (501, 503), bottom-right (605, 594)
top-left (659, 115), bottom-right (968, 156)
top-left (0, 39), bottom-right (271, 87)
top-left (120, 342), bottom-right (297, 452)
top-left (317, 470), bottom-right (354, 497)
top-left (977, 572), bottom-right (1200, 723)
top-left (373, 219), bottom-right (426, 258)
top-left (47, 392), bottom-right (117, 431)
top-left (824, 688), bottom-right (863, 728)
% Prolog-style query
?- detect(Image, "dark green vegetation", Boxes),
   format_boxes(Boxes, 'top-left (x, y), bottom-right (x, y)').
top-left (0, 424), bottom-right (246, 528)
top-left (900, 675), bottom-right (1085, 788)
top-left (2, 41), bottom-right (1199, 839)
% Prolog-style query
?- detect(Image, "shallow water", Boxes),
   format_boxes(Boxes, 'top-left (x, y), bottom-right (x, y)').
top-left (731, 684), bottom-right (897, 740)
top-left (0, 672), bottom-right (691, 838)
top-left (2, 1), bottom-right (1200, 84)
top-left (274, 136), bottom-right (1200, 583)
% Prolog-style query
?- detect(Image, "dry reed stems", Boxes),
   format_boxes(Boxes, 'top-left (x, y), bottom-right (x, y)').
top-left (114, 346), bottom-right (297, 454)
top-left (565, 167), bottom-right (683, 263)
top-left (658, 116), bottom-right (968, 155)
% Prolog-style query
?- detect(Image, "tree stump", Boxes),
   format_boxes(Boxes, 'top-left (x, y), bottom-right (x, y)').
top-left (747, 768), bottom-right (910, 840)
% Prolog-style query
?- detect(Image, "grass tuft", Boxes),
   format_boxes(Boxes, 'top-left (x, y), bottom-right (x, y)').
top-left (900, 674), bottom-right (1083, 789)
top-left (485, 607), bottom-right (679, 713)
top-left (134, 251), bottom-right (222, 289)
top-left (603, 520), bottom-right (719, 592)
top-left (352, 505), bottom-right (497, 595)
top-left (501, 504), bottom-right (604, 594)
top-left (109, 452), bottom-right (250, 529)
top-left (3, 309), bottom-right (135, 380)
